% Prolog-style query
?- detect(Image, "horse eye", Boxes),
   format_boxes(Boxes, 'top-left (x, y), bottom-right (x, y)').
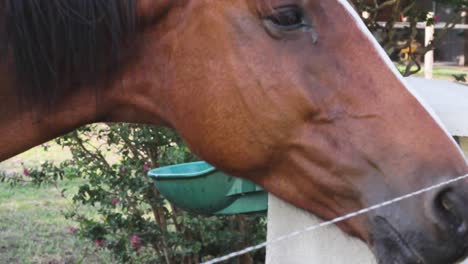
top-left (266, 6), bottom-right (305, 30)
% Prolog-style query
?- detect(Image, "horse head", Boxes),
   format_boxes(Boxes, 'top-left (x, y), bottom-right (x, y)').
top-left (0, 1), bottom-right (467, 263)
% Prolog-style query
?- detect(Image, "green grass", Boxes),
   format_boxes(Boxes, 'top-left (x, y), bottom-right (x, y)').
top-left (0, 141), bottom-right (71, 173)
top-left (0, 141), bottom-right (115, 264)
top-left (430, 68), bottom-right (468, 78)
top-left (396, 64), bottom-right (468, 80)
top-left (0, 179), bottom-right (114, 264)
top-left (0, 130), bottom-right (128, 263)
top-left (461, 138), bottom-right (468, 158)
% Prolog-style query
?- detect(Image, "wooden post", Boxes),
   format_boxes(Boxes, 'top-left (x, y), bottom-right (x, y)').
top-left (424, 12), bottom-right (435, 79)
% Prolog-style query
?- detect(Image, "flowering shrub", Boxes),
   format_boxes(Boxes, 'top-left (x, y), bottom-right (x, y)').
top-left (24, 124), bottom-right (266, 263)
top-left (23, 168), bottom-right (31, 177)
top-left (130, 235), bottom-right (142, 251)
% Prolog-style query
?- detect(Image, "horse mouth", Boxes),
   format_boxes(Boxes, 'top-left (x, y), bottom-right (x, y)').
top-left (372, 216), bottom-right (425, 264)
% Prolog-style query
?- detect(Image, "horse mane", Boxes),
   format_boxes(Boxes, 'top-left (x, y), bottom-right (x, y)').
top-left (0, 0), bottom-right (137, 106)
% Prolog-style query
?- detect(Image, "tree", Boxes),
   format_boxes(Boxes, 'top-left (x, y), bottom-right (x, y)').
top-left (354, 0), bottom-right (467, 75)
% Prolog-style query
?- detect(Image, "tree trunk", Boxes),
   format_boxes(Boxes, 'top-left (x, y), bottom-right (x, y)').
top-left (237, 215), bottom-right (254, 264)
top-left (150, 187), bottom-right (171, 264)
top-left (239, 254), bottom-right (254, 264)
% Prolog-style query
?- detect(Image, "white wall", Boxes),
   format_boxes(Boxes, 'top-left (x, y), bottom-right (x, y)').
top-left (266, 78), bottom-right (468, 264)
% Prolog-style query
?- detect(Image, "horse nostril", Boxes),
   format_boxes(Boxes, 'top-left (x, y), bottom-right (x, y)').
top-left (433, 190), bottom-right (468, 235)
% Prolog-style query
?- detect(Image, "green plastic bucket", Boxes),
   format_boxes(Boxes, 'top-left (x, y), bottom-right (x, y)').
top-left (148, 161), bottom-right (267, 215)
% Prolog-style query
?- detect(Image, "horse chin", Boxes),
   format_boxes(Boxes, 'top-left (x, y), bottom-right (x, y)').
top-left (370, 214), bottom-right (468, 264)
top-left (371, 216), bottom-right (425, 264)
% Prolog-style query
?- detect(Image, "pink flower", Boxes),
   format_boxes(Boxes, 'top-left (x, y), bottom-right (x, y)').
top-left (94, 239), bottom-right (106, 248)
top-left (23, 168), bottom-right (31, 177)
top-left (111, 198), bottom-right (120, 206)
top-left (434, 15), bottom-right (440, 23)
top-left (68, 226), bottom-right (78, 233)
top-left (130, 235), bottom-right (142, 251)
top-left (143, 162), bottom-right (151, 171)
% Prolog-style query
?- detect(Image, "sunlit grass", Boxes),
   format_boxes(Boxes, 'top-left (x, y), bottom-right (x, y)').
top-left (0, 141), bottom-right (71, 173)
top-left (0, 128), bottom-right (130, 263)
top-left (396, 64), bottom-right (467, 80)
top-left (0, 179), bottom-right (113, 264)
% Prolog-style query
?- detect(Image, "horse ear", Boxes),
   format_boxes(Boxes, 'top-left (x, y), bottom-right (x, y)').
top-left (136, 0), bottom-right (175, 24)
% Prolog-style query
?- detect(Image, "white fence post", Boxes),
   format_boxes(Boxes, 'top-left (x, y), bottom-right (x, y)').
top-left (266, 195), bottom-right (376, 264)
top-left (424, 12), bottom-right (435, 79)
top-left (266, 78), bottom-right (468, 264)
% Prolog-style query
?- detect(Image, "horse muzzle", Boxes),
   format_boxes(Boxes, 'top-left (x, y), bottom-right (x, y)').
top-left (371, 183), bottom-right (468, 264)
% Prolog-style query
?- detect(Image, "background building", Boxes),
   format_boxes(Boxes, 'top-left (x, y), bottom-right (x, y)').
top-left (354, 0), bottom-right (468, 65)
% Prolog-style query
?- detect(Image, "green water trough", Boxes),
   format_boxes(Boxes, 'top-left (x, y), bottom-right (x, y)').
top-left (148, 161), bottom-right (267, 215)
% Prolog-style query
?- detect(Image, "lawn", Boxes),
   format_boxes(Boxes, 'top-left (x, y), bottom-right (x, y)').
top-left (0, 142), bottom-right (71, 173)
top-left (0, 142), bottom-right (113, 264)
top-left (0, 179), bottom-right (115, 264)
top-left (396, 64), bottom-right (468, 81)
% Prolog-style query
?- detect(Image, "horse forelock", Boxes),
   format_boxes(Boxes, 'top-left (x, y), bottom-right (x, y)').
top-left (0, 0), bottom-right (137, 107)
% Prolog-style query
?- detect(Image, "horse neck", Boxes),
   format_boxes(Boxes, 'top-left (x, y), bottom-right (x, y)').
top-left (0, 70), bottom-right (102, 162)
top-left (0, 64), bottom-right (170, 162)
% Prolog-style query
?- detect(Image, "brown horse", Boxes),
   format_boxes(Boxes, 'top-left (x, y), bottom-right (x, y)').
top-left (0, 1), bottom-right (467, 263)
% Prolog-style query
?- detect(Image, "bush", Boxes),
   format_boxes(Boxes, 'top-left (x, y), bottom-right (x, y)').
top-left (11, 124), bottom-right (266, 263)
